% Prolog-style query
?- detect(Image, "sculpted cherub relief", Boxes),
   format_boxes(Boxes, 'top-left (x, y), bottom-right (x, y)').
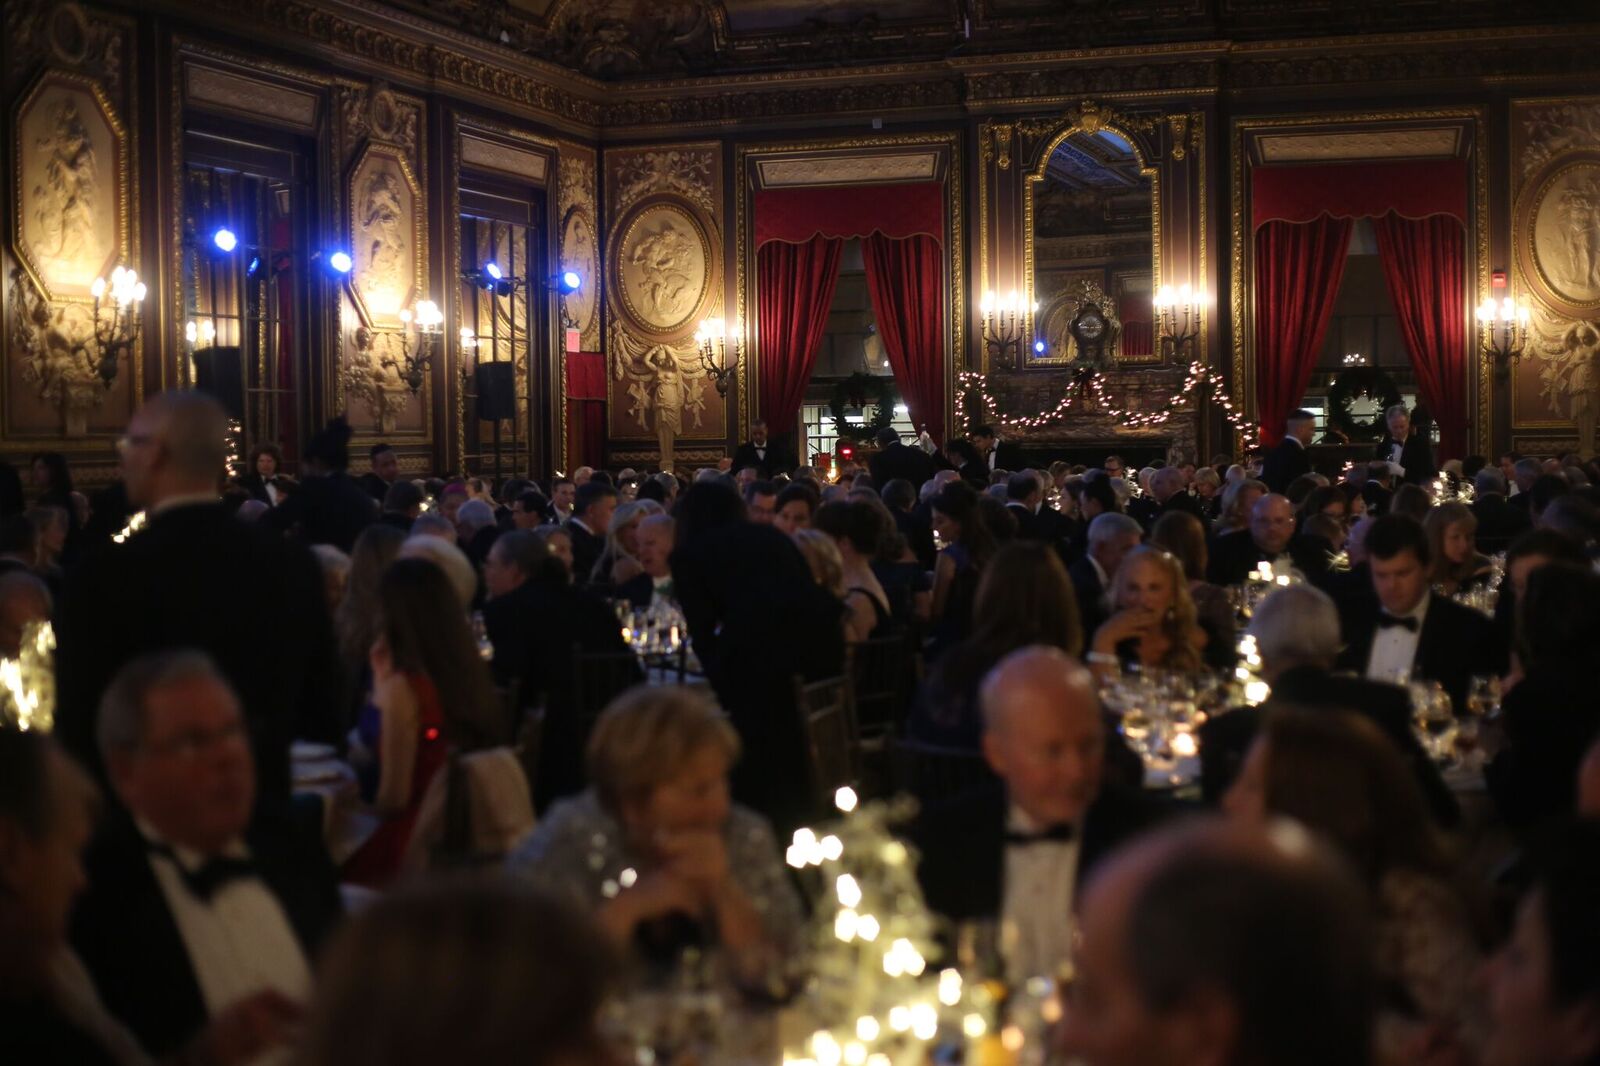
top-left (32, 98), bottom-right (97, 264)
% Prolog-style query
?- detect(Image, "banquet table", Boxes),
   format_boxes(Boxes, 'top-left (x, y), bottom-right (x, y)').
top-left (290, 741), bottom-right (379, 864)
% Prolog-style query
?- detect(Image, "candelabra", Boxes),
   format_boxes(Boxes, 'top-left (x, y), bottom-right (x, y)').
top-left (1476, 295), bottom-right (1530, 374)
top-left (1153, 283), bottom-right (1204, 360)
top-left (386, 299), bottom-right (443, 394)
top-left (86, 266), bottom-right (146, 387)
top-left (979, 290), bottom-right (1034, 362)
top-left (694, 317), bottom-right (740, 397)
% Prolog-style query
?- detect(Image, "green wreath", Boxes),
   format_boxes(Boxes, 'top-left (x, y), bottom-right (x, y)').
top-left (1327, 365), bottom-right (1402, 444)
top-left (829, 372), bottom-right (899, 443)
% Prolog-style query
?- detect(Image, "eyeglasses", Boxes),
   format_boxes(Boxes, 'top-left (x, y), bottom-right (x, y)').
top-left (116, 433), bottom-right (155, 455)
top-left (138, 720), bottom-right (246, 760)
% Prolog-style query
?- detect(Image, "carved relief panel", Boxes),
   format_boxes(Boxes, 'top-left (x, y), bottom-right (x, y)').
top-left (603, 143), bottom-right (724, 471)
top-left (558, 145), bottom-right (600, 354)
top-left (4, 2), bottom-right (137, 444)
top-left (1511, 98), bottom-right (1600, 457)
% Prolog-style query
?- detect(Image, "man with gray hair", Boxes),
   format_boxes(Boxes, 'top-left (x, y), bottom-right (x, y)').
top-left (1375, 403), bottom-right (1437, 485)
top-left (1473, 464), bottom-right (1532, 553)
top-left (1071, 512), bottom-right (1143, 636)
top-left (911, 646), bottom-right (1162, 983)
top-left (71, 650), bottom-right (340, 1060)
top-left (56, 391), bottom-right (344, 803)
top-left (1197, 583), bottom-right (1457, 824)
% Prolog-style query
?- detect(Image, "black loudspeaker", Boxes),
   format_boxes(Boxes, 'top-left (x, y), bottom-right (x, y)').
top-left (474, 361), bottom-right (517, 421)
top-left (192, 346), bottom-right (245, 421)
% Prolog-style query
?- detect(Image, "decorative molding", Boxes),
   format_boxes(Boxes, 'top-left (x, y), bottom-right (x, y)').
top-left (755, 152), bottom-right (939, 188)
top-left (557, 147), bottom-right (599, 351)
top-left (185, 65), bottom-right (319, 129)
top-left (3, 0), bottom-right (124, 97)
top-left (1257, 127), bottom-right (1461, 162)
top-left (460, 133), bottom-right (549, 183)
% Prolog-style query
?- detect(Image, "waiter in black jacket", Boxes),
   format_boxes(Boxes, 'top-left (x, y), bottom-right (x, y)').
top-left (730, 420), bottom-right (794, 478)
top-left (1260, 410), bottom-right (1315, 495)
top-left (1373, 405), bottom-right (1437, 486)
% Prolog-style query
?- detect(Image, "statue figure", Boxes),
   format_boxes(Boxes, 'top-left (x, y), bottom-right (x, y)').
top-left (32, 98), bottom-right (97, 265)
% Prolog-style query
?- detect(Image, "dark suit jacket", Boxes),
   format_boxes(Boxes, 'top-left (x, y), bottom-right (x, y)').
top-left (69, 811), bottom-right (341, 1057)
top-left (730, 440), bottom-right (795, 478)
top-left (1126, 495), bottom-right (1161, 531)
top-left (868, 442), bottom-right (937, 490)
top-left (1069, 555), bottom-right (1110, 640)
top-left (1197, 666), bottom-right (1460, 827)
top-left (617, 571), bottom-right (657, 608)
top-left (1486, 666), bottom-right (1600, 834)
top-left (482, 578), bottom-right (634, 808)
top-left (1205, 529), bottom-right (1333, 586)
top-left (235, 472), bottom-right (287, 506)
top-left (55, 503), bottom-right (344, 804)
top-left (1157, 491), bottom-right (1208, 525)
top-left (1374, 434), bottom-right (1438, 485)
top-left (893, 507), bottom-right (937, 571)
top-left (1472, 493), bottom-right (1532, 554)
top-left (910, 779), bottom-right (1165, 924)
top-left (565, 517), bottom-right (606, 587)
top-left (263, 472), bottom-right (376, 553)
top-left (1260, 437), bottom-right (1312, 495)
top-left (989, 441), bottom-right (1027, 473)
top-left (356, 471), bottom-right (392, 504)
top-left (1335, 594), bottom-right (1506, 715)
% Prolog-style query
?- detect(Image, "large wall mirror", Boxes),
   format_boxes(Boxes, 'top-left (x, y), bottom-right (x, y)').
top-left (1024, 125), bottom-right (1157, 366)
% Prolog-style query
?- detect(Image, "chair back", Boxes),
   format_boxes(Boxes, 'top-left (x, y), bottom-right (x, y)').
top-left (406, 746), bottom-right (536, 872)
top-left (888, 738), bottom-right (995, 812)
top-left (849, 634), bottom-right (919, 738)
top-left (572, 646), bottom-right (643, 730)
top-left (795, 674), bottom-right (860, 814)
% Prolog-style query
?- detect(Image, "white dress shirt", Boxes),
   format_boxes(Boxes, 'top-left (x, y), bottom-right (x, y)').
top-left (140, 824), bottom-right (309, 1061)
top-left (1388, 439), bottom-right (1406, 474)
top-left (1000, 806), bottom-right (1080, 984)
top-left (1366, 591), bottom-right (1429, 685)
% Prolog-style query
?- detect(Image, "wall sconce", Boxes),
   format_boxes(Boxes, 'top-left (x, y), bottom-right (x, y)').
top-left (386, 299), bottom-right (443, 394)
top-left (184, 319), bottom-right (217, 347)
top-left (980, 290), bottom-right (1034, 362)
top-left (86, 266), bottom-right (146, 388)
top-left (1476, 295), bottom-right (1529, 374)
top-left (694, 317), bottom-right (739, 397)
top-left (1153, 283), bottom-right (1205, 359)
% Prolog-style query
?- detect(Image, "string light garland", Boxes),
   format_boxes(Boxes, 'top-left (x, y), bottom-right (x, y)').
top-left (957, 360), bottom-right (1251, 436)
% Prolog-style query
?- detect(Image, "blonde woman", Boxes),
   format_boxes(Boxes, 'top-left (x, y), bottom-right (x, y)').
top-left (590, 499), bottom-right (661, 588)
top-left (1089, 545), bottom-right (1207, 679)
top-left (1214, 477), bottom-right (1267, 536)
top-left (1424, 502), bottom-right (1493, 596)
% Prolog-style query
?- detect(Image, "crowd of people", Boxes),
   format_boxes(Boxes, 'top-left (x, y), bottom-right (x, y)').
top-left (3, 392), bottom-right (1600, 1066)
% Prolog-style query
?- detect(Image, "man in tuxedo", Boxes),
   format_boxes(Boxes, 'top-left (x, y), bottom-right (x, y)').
top-left (1070, 513), bottom-right (1142, 638)
top-left (1149, 466), bottom-right (1206, 525)
top-left (884, 478), bottom-right (936, 571)
top-left (730, 420), bottom-right (794, 478)
top-left (1207, 494), bottom-right (1332, 586)
top-left (564, 480), bottom-right (616, 586)
top-left (618, 514), bottom-right (676, 608)
top-left (262, 418), bottom-right (377, 553)
top-left (868, 427), bottom-right (937, 489)
top-left (1335, 514), bottom-right (1505, 713)
top-left (1057, 820), bottom-right (1373, 1066)
top-left (549, 476), bottom-right (576, 524)
top-left (378, 479), bottom-right (423, 531)
top-left (970, 424), bottom-right (1025, 474)
top-left (1260, 409), bottom-right (1314, 494)
top-left (1374, 404), bottom-right (1437, 486)
top-left (1004, 470), bottom-right (1069, 548)
top-left (910, 647), bottom-right (1163, 983)
top-left (357, 442), bottom-right (398, 504)
top-left (55, 391), bottom-right (344, 805)
top-left (71, 651), bottom-right (340, 1059)
top-left (1471, 467), bottom-right (1531, 553)
top-left (513, 489), bottom-right (551, 530)
top-left (1198, 583), bottom-right (1458, 826)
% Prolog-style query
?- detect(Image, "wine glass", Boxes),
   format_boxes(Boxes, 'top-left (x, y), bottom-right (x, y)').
top-left (1466, 675), bottom-right (1501, 720)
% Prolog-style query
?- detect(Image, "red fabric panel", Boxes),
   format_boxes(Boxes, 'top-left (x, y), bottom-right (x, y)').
top-left (1254, 217), bottom-right (1354, 447)
top-left (1372, 212), bottom-right (1468, 461)
top-left (1117, 295), bottom-right (1153, 358)
top-left (862, 233), bottom-right (946, 445)
top-left (565, 351), bottom-right (607, 400)
top-left (1252, 160), bottom-right (1468, 230)
top-left (756, 236), bottom-right (844, 439)
top-left (565, 401), bottom-right (606, 470)
top-left (755, 183), bottom-right (944, 247)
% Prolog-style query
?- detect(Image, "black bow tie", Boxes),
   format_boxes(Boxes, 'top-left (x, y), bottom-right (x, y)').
top-left (1006, 824), bottom-right (1075, 846)
top-left (1376, 612), bottom-right (1419, 632)
top-left (147, 842), bottom-right (258, 902)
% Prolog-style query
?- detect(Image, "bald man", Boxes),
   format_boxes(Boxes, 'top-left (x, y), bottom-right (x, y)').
top-left (1058, 819), bottom-right (1374, 1066)
top-left (55, 391), bottom-right (344, 805)
top-left (1207, 492), bottom-right (1334, 585)
top-left (909, 646), bottom-right (1164, 983)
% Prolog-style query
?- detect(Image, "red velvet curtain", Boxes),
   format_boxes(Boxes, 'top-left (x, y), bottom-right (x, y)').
top-left (862, 233), bottom-right (945, 445)
top-left (754, 183), bottom-right (944, 247)
top-left (757, 236), bottom-right (844, 439)
top-left (1254, 217), bottom-right (1353, 447)
top-left (565, 351), bottom-right (606, 470)
top-left (1372, 211), bottom-right (1467, 461)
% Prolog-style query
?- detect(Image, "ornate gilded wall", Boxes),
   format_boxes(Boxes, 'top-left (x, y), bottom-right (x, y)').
top-left (602, 142), bottom-right (726, 471)
top-left (1510, 97), bottom-right (1600, 458)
